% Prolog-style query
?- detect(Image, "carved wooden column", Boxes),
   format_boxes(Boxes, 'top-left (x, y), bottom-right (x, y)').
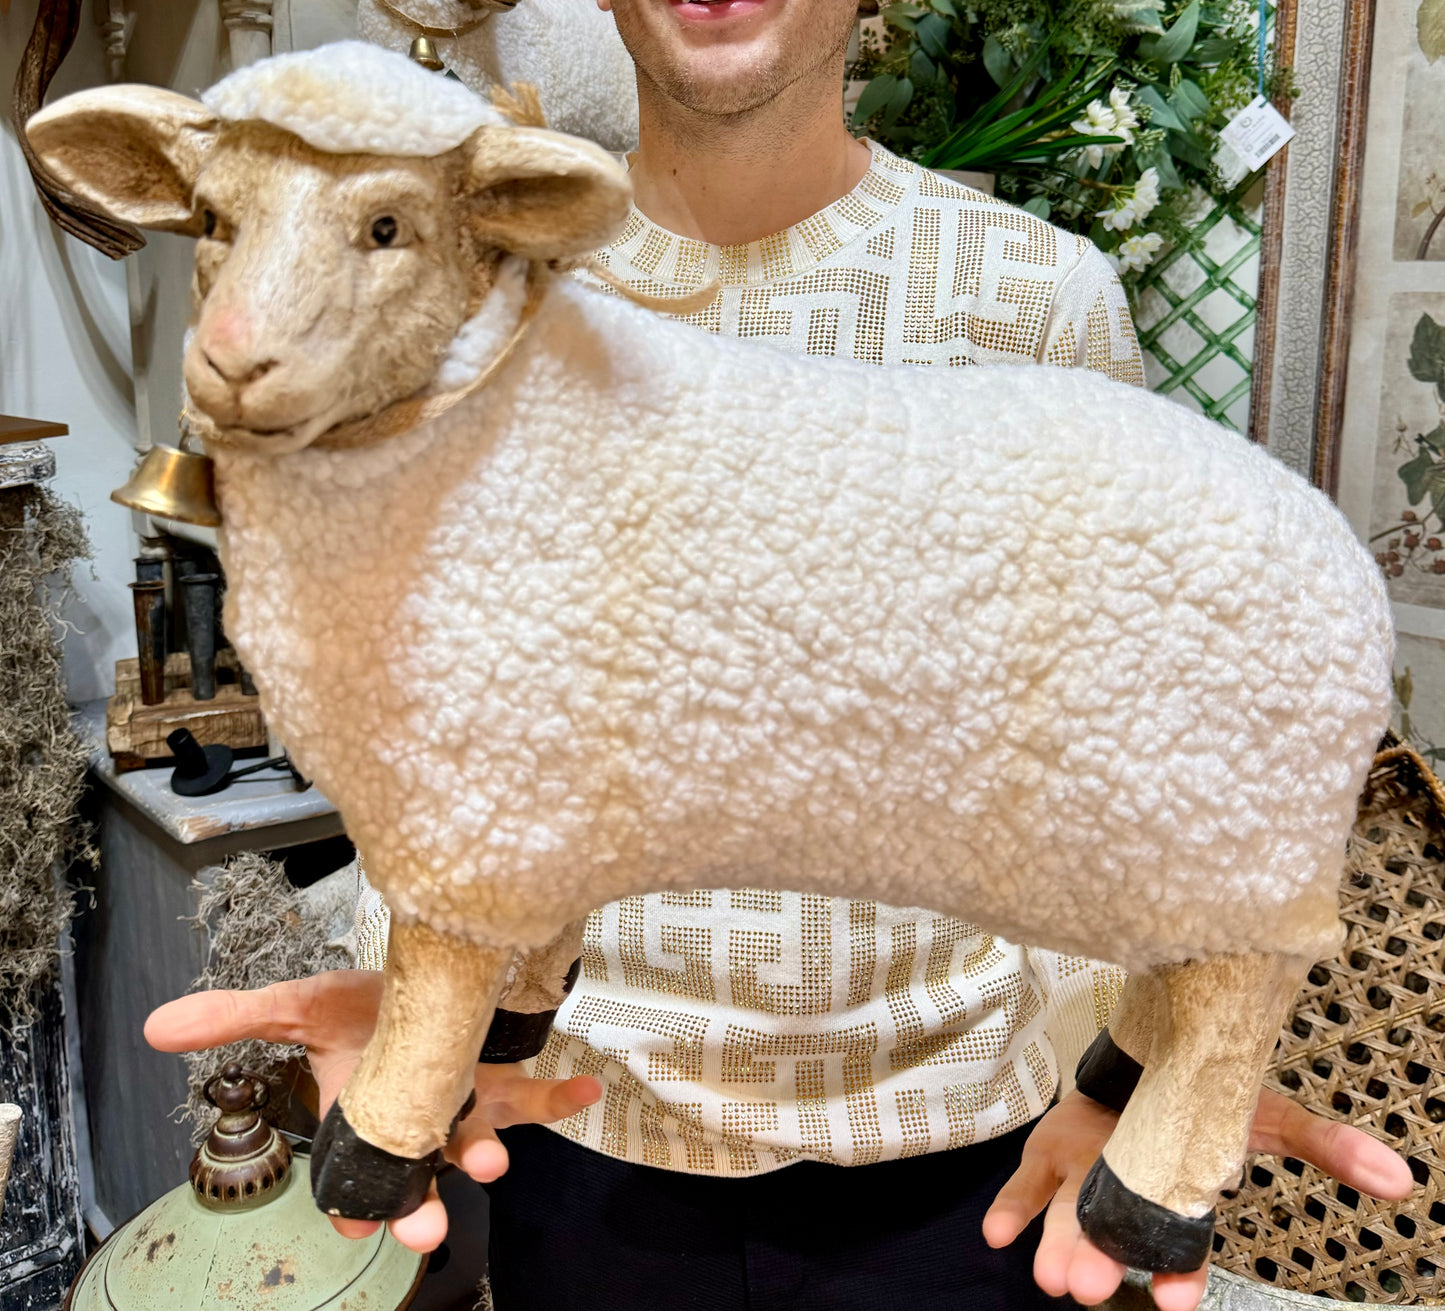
top-left (96, 1), bottom-right (133, 81)
top-left (220, 0), bottom-right (273, 69)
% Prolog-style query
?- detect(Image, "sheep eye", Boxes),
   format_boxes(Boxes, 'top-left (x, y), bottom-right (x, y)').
top-left (370, 216), bottom-right (399, 247)
top-left (202, 208), bottom-right (217, 238)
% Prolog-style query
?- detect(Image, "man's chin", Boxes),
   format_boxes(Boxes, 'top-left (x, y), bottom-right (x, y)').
top-left (630, 0), bottom-right (846, 114)
top-left (650, 44), bottom-right (799, 114)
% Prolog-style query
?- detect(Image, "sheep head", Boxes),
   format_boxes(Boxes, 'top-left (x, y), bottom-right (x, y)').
top-left (25, 42), bottom-right (632, 454)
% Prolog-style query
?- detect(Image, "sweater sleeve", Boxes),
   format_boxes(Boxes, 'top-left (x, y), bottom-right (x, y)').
top-left (1039, 242), bottom-right (1146, 389)
top-left (354, 853), bottom-right (391, 972)
top-left (1026, 947), bottom-right (1127, 1097)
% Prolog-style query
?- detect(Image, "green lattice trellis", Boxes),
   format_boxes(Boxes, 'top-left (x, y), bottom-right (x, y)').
top-left (1131, 194), bottom-right (1263, 432)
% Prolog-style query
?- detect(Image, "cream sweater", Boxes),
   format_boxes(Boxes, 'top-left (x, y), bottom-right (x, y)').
top-left (360, 142), bottom-right (1142, 1172)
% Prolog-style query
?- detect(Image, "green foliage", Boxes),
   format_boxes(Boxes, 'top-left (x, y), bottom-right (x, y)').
top-left (1391, 313), bottom-right (1445, 537)
top-left (1408, 309), bottom-right (1445, 404)
top-left (1379, 316), bottom-right (1445, 597)
top-left (850, 0), bottom-right (1285, 281)
top-left (1421, 0), bottom-right (1445, 64)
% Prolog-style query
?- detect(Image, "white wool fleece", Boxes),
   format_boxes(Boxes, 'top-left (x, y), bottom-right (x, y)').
top-left (202, 39), bottom-right (505, 155)
top-left (213, 279), bottom-right (1394, 975)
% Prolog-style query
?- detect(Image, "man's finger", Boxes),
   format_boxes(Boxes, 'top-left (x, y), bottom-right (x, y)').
top-left (388, 1183), bottom-right (449, 1255)
top-left (1251, 1090), bottom-right (1413, 1199)
top-left (1039, 1166), bottom-right (1126, 1306)
top-left (145, 985), bottom-right (296, 1051)
top-left (450, 1121), bottom-right (510, 1183)
top-left (144, 972), bottom-right (381, 1052)
top-left (1150, 1265), bottom-right (1211, 1311)
top-left (1032, 1168), bottom-right (1094, 1300)
top-left (488, 1075), bottom-right (602, 1131)
top-left (328, 1185), bottom-right (447, 1254)
top-left (1065, 1235), bottom-right (1128, 1307)
top-left (330, 1215), bottom-right (381, 1241)
top-left (981, 1144), bottom-right (1067, 1249)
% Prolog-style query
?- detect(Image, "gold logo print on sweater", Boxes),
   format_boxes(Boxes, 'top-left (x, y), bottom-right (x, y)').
top-left (537, 892), bottom-right (1059, 1172)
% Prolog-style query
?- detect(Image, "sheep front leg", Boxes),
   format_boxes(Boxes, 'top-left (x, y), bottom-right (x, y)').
top-left (1076, 952), bottom-right (1305, 1273)
top-left (311, 921), bottom-right (513, 1220)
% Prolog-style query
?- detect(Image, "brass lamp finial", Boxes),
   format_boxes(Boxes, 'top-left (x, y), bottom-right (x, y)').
top-left (190, 1066), bottom-right (292, 1208)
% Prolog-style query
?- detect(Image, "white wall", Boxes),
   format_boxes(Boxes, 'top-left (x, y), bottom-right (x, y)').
top-left (1, 1), bottom-right (142, 705)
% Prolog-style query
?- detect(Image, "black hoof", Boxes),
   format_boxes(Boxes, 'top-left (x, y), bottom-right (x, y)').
top-left (310, 1101), bottom-right (443, 1221)
top-left (479, 957), bottom-right (579, 1064)
top-left (1074, 1027), bottom-right (1143, 1114)
top-left (479, 1007), bottom-right (558, 1063)
top-left (1076, 1156), bottom-right (1215, 1274)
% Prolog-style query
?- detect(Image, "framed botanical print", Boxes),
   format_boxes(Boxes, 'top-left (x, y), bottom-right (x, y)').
top-left (1247, 0), bottom-right (1445, 755)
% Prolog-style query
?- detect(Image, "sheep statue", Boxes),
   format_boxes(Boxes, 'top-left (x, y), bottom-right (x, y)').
top-left (26, 41), bottom-right (1396, 1275)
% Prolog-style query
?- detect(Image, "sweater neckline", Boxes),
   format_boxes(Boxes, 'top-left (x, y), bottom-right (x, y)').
top-left (604, 140), bottom-right (916, 290)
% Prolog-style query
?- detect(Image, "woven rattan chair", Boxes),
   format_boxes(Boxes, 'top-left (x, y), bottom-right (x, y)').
top-left (1104, 737), bottom-right (1443, 1309)
top-left (1208, 733), bottom-right (1445, 1304)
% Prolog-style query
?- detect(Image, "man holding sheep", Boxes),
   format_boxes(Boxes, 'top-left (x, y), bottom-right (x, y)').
top-left (146, 0), bottom-right (1412, 1306)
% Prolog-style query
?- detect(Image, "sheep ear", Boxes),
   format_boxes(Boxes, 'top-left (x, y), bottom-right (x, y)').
top-left (24, 85), bottom-right (217, 234)
top-left (463, 126), bottom-right (632, 261)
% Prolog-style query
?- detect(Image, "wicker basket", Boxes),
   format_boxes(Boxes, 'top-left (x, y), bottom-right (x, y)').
top-left (1212, 735), bottom-right (1445, 1303)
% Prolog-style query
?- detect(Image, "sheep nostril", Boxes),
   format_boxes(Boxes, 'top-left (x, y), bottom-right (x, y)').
top-left (203, 350), bottom-right (279, 387)
top-left (240, 358), bottom-right (280, 385)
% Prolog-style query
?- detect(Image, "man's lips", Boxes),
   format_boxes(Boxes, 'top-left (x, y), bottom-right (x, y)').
top-left (667, 0), bottom-right (769, 21)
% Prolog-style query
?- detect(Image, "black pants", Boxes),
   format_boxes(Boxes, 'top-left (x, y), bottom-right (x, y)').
top-left (485, 1120), bottom-right (1073, 1310)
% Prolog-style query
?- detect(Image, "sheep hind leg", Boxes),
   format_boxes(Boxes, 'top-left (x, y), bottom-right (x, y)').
top-left (1074, 970), bottom-right (1159, 1112)
top-left (1075, 952), bottom-right (1305, 1274)
top-left (1068, 964), bottom-right (1164, 1271)
top-left (311, 920), bottom-right (513, 1220)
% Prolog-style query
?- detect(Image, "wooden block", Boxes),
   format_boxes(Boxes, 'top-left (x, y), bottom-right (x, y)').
top-left (112, 649), bottom-right (246, 699)
top-left (106, 681), bottom-right (266, 767)
top-left (113, 651), bottom-right (193, 700)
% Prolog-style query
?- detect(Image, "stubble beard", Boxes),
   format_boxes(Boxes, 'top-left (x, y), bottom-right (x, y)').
top-left (619, 5), bottom-right (856, 121)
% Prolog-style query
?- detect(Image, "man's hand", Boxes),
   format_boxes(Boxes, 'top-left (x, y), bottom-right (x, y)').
top-left (144, 971), bottom-right (601, 1254)
top-left (981, 1087), bottom-right (1415, 1311)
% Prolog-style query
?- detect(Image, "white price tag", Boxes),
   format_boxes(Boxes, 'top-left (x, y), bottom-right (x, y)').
top-left (1218, 95), bottom-right (1296, 172)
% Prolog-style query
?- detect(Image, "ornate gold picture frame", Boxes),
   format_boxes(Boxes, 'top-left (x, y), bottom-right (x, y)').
top-left (1248, 0), bottom-right (1378, 491)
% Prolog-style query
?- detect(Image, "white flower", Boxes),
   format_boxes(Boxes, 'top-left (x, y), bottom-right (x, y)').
top-left (1132, 166), bottom-right (1160, 216)
top-left (1116, 231), bottom-right (1165, 273)
top-left (1073, 88), bottom-right (1138, 169)
top-left (1109, 86), bottom-right (1140, 140)
top-left (1097, 167), bottom-right (1162, 232)
top-left (1100, 201), bottom-right (1136, 232)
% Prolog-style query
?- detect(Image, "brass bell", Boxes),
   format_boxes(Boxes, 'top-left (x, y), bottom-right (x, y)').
top-left (111, 444), bottom-right (221, 527)
top-left (407, 36), bottom-right (445, 70)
